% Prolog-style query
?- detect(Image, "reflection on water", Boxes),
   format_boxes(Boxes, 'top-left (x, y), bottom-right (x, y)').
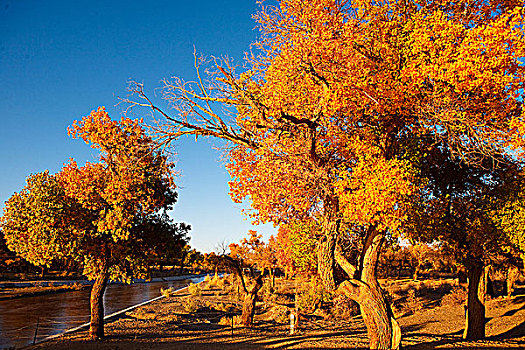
top-left (0, 277), bottom-right (201, 349)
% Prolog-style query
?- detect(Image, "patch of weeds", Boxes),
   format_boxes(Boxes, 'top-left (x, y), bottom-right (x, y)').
top-left (214, 302), bottom-right (231, 313)
top-left (188, 282), bottom-right (202, 296)
top-left (160, 287), bottom-right (173, 298)
top-left (158, 314), bottom-right (180, 323)
top-left (219, 315), bottom-right (241, 327)
top-left (406, 289), bottom-right (424, 311)
top-left (183, 297), bottom-right (200, 313)
top-left (296, 277), bottom-right (332, 313)
top-left (127, 309), bottom-right (156, 320)
top-left (441, 286), bottom-right (467, 306)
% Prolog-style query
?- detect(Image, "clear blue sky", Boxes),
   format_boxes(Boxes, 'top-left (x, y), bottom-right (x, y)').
top-left (0, 0), bottom-right (277, 253)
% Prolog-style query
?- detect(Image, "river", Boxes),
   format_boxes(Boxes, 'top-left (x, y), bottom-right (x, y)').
top-left (0, 276), bottom-right (204, 349)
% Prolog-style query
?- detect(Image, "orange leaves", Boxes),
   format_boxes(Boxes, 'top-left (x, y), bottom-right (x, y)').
top-left (401, 3), bottom-right (524, 155)
top-left (59, 108), bottom-right (177, 243)
top-left (335, 154), bottom-right (416, 234)
top-left (230, 230), bottom-right (277, 272)
top-left (1, 107), bottom-right (178, 282)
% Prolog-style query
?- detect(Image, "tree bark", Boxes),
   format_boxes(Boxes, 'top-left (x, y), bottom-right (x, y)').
top-left (413, 264), bottom-right (420, 281)
top-left (463, 263), bottom-right (489, 340)
top-left (337, 229), bottom-right (401, 349)
top-left (318, 219), bottom-right (338, 290)
top-left (335, 242), bottom-right (356, 278)
top-left (506, 265), bottom-right (519, 298)
top-left (241, 275), bottom-right (263, 327)
top-left (89, 264), bottom-right (110, 340)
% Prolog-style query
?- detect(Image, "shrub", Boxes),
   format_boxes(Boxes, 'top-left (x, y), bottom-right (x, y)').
top-left (183, 298), bottom-right (200, 313)
top-left (406, 289), bottom-right (423, 311)
top-left (203, 274), bottom-right (212, 288)
top-left (269, 305), bottom-right (290, 324)
top-left (261, 279), bottom-right (277, 303)
top-left (215, 275), bottom-right (226, 290)
top-left (219, 315), bottom-right (242, 326)
top-left (441, 286), bottom-right (467, 306)
top-left (296, 277), bottom-right (332, 313)
top-left (214, 302), bottom-right (231, 312)
top-left (188, 282), bottom-right (202, 296)
top-left (160, 287), bottom-right (173, 298)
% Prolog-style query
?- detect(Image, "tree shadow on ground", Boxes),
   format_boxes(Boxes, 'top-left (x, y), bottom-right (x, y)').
top-left (490, 319), bottom-right (525, 341)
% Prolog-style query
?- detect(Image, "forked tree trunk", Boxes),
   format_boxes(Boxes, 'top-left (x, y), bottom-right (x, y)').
top-left (463, 263), bottom-right (489, 340)
top-left (241, 275), bottom-right (264, 327)
top-left (337, 230), bottom-right (401, 350)
top-left (89, 265), bottom-right (110, 340)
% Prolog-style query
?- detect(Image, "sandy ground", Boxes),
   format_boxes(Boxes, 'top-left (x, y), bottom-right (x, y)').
top-left (28, 279), bottom-right (525, 350)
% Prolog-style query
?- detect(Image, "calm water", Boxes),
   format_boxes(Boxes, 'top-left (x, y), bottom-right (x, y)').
top-left (0, 276), bottom-right (203, 349)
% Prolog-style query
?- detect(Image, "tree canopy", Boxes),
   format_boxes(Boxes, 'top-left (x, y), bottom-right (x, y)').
top-left (125, 0), bottom-right (524, 348)
top-left (1, 107), bottom-right (181, 339)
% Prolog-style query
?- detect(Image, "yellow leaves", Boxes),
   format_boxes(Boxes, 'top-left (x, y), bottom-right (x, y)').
top-left (335, 155), bottom-right (416, 234)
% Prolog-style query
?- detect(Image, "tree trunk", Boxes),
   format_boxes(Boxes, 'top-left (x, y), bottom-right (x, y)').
top-left (413, 264), bottom-right (420, 281)
top-left (506, 265), bottom-right (519, 298)
top-left (463, 263), bottom-right (488, 340)
top-left (40, 265), bottom-right (46, 279)
top-left (179, 259), bottom-right (184, 274)
top-left (240, 275), bottom-right (263, 327)
top-left (89, 265), bottom-right (110, 340)
top-left (338, 229), bottom-right (401, 349)
top-left (318, 220), bottom-right (338, 290)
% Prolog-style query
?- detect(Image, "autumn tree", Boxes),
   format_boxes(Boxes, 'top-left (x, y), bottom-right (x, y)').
top-left (1, 108), bottom-right (179, 340)
top-left (147, 215), bottom-right (190, 271)
top-left (275, 220), bottom-right (320, 278)
top-left (125, 0), bottom-right (524, 347)
top-left (408, 140), bottom-right (524, 339)
top-left (226, 231), bottom-right (273, 327)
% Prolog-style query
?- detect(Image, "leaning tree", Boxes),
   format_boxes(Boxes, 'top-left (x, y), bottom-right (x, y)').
top-left (125, 1), bottom-right (524, 347)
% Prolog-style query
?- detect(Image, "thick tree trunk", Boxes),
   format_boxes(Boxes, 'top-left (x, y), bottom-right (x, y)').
top-left (463, 263), bottom-right (489, 340)
top-left (318, 219), bottom-right (338, 290)
top-left (241, 275), bottom-right (263, 327)
top-left (89, 265), bottom-right (110, 340)
top-left (338, 230), bottom-right (401, 349)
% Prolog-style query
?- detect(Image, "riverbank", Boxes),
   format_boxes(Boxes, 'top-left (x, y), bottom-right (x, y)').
top-left (0, 274), bottom-right (207, 301)
top-left (0, 282), bottom-right (88, 301)
top-left (28, 277), bottom-right (525, 349)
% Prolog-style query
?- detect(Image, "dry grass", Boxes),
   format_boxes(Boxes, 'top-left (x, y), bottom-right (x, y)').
top-left (0, 282), bottom-right (87, 300)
